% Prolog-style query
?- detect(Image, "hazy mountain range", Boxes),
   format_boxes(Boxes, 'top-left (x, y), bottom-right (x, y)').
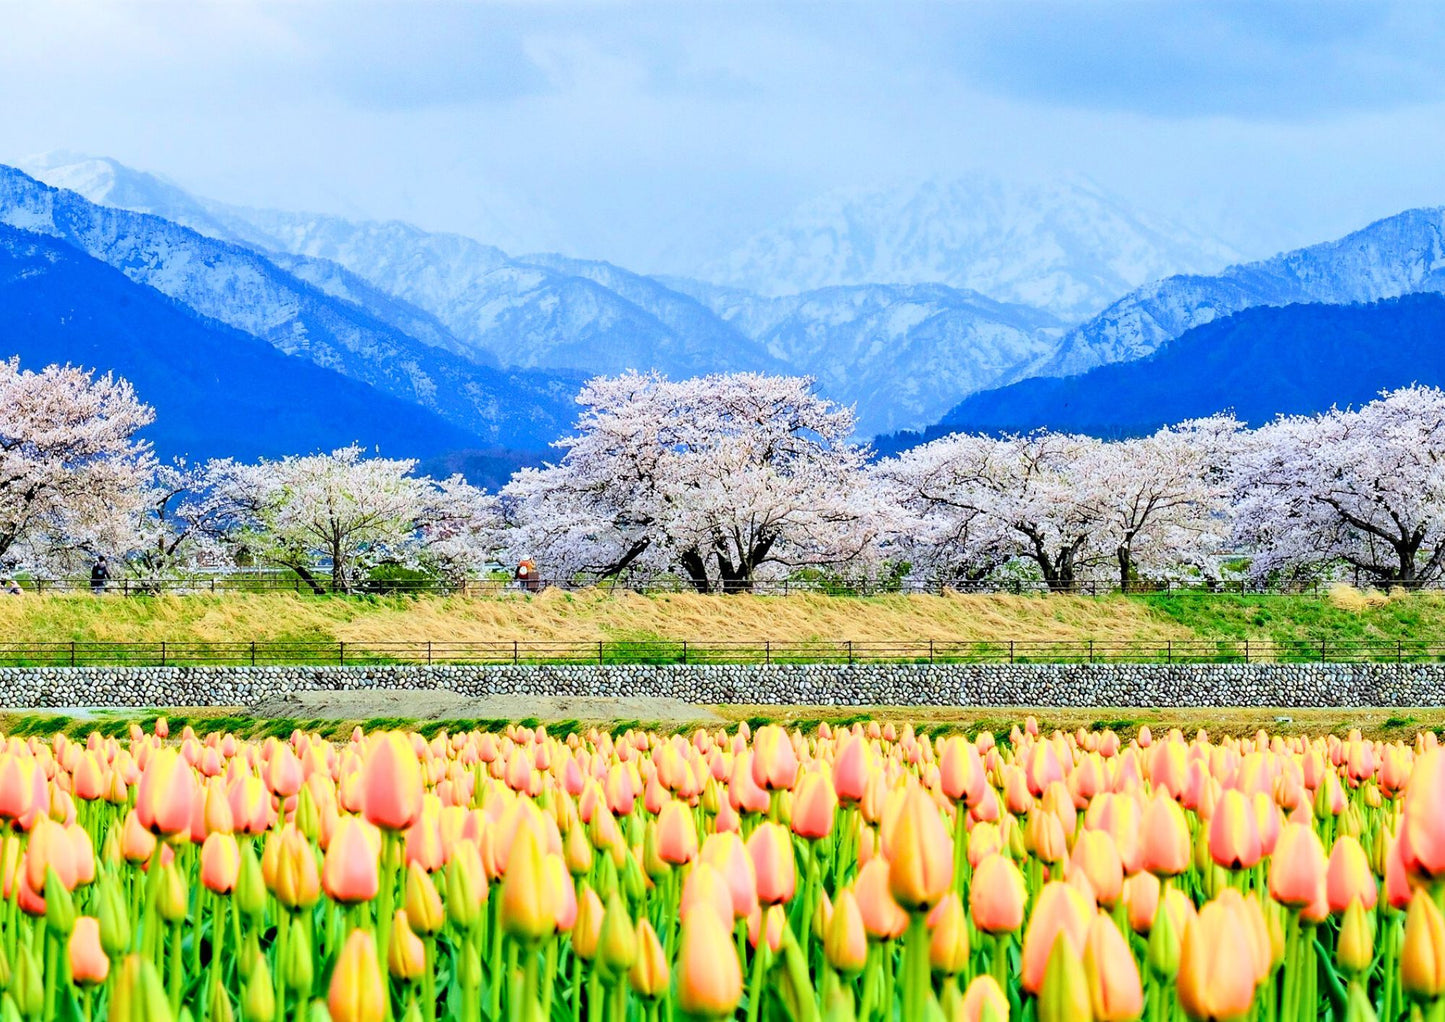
top-left (8, 151), bottom-right (1445, 471)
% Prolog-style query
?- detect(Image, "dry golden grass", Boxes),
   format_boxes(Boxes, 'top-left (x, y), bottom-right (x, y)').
top-left (0, 590), bottom-right (1197, 644)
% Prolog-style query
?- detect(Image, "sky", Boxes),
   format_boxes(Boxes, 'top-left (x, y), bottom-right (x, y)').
top-left (3, 1), bottom-right (1445, 270)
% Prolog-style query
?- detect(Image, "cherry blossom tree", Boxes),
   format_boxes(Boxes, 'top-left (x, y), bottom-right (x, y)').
top-left (207, 446), bottom-right (465, 593)
top-left (499, 372), bottom-right (881, 592)
top-left (1233, 387), bottom-right (1445, 586)
top-left (1087, 416), bottom-right (1240, 588)
top-left (0, 359), bottom-right (154, 574)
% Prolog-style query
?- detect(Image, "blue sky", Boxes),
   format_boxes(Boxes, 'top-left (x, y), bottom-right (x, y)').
top-left (3, 1), bottom-right (1444, 268)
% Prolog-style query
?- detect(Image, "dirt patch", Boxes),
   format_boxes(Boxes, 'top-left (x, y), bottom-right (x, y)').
top-left (248, 689), bottom-right (722, 725)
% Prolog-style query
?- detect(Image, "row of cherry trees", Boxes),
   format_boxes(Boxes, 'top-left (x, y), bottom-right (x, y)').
top-left (9, 355), bottom-right (1445, 592)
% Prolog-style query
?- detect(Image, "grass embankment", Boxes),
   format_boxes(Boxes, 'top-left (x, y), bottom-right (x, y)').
top-left (2, 585), bottom-right (1442, 645)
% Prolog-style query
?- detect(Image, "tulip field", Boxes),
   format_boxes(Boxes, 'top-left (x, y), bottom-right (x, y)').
top-left (3, 717), bottom-right (1445, 1022)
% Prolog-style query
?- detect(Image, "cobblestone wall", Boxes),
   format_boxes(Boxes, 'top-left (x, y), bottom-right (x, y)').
top-left (5, 662), bottom-right (1445, 708)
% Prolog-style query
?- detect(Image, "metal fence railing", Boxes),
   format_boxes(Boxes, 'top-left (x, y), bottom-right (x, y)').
top-left (3, 638), bottom-right (1443, 667)
top-left (11, 575), bottom-right (1426, 598)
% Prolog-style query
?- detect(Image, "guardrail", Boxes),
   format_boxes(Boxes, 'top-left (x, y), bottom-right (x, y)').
top-left (1, 638), bottom-right (1442, 667)
top-left (11, 576), bottom-right (1416, 597)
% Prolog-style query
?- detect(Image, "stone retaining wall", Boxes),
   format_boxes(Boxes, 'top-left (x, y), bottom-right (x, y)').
top-left (4, 662), bottom-right (1445, 708)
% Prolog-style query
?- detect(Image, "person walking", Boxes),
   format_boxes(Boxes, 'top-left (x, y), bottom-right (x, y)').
top-left (89, 556), bottom-right (110, 594)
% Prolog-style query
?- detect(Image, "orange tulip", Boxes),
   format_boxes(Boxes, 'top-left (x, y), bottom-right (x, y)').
top-left (1084, 913), bottom-right (1143, 1021)
top-left (791, 771), bottom-right (838, 840)
top-left (362, 733), bottom-right (424, 832)
top-left (832, 736), bottom-right (872, 804)
top-left (1325, 834), bottom-right (1377, 913)
top-left (630, 919), bottom-right (669, 999)
top-left (676, 905), bottom-right (743, 1019)
top-left (940, 735), bottom-right (987, 806)
top-left (1269, 822), bottom-right (1327, 909)
top-left (1177, 896), bottom-right (1258, 1021)
top-left (1020, 882), bottom-right (1095, 994)
top-left (886, 784), bottom-right (953, 911)
top-left (386, 910), bottom-right (426, 982)
top-left (136, 748), bottom-right (200, 838)
top-left (200, 832), bottom-right (241, 895)
top-left (500, 825), bottom-right (555, 941)
top-left (68, 916), bottom-right (109, 986)
top-left (1068, 829), bottom-right (1123, 908)
top-left (322, 817), bottom-right (380, 904)
top-left (855, 857), bottom-right (909, 940)
top-left (970, 853), bottom-right (1027, 934)
top-left (679, 862), bottom-right (735, 930)
top-left (1139, 793), bottom-right (1190, 878)
top-left (746, 822), bottom-right (796, 905)
top-left (656, 800), bottom-right (698, 866)
top-left (1402, 888), bottom-right (1445, 1000)
top-left (929, 893), bottom-right (971, 975)
top-left (699, 832), bottom-right (758, 919)
top-left (328, 928), bottom-right (385, 1022)
top-left (750, 725), bottom-right (799, 791)
top-left (1209, 789), bottom-right (1263, 869)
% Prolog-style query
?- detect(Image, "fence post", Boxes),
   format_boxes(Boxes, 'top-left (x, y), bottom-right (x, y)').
top-left (929, 639), bottom-right (934, 665)
top-left (427, 641), bottom-right (432, 666)
top-left (1009, 640), bottom-right (1015, 665)
top-left (1167, 640), bottom-right (1172, 664)
top-left (847, 640), bottom-right (853, 666)
top-left (1399, 638), bottom-right (1404, 664)
top-left (1321, 639), bottom-right (1326, 663)
top-left (250, 641), bottom-right (256, 667)
top-left (1088, 639), bottom-right (1094, 663)
top-left (681, 641), bottom-right (687, 665)
top-left (160, 642), bottom-right (166, 667)
top-left (514, 640), bottom-right (520, 666)
top-left (765, 640), bottom-right (770, 666)
top-left (70, 641), bottom-right (75, 668)
top-left (339, 642), bottom-right (345, 666)
top-left (1244, 639), bottom-right (1249, 664)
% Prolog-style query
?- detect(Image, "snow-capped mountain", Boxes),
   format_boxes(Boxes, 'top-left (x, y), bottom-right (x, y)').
top-left (1037, 207), bottom-right (1445, 378)
top-left (699, 174), bottom-right (1244, 321)
top-left (0, 165), bottom-right (580, 448)
top-left (665, 278), bottom-right (1063, 434)
top-left (17, 153), bottom-right (1077, 434)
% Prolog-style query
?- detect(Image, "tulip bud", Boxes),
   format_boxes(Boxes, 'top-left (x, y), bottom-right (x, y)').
top-left (1402, 889), bottom-right (1445, 1000)
top-left (96, 874), bottom-right (131, 957)
top-left (156, 862), bottom-right (189, 924)
top-left (236, 840), bottom-right (267, 921)
top-left (747, 822), bottom-right (796, 906)
top-left (1038, 933), bottom-right (1091, 1022)
top-left (958, 975), bottom-right (1009, 1022)
top-left (676, 906), bottom-right (743, 1019)
top-left (1269, 822), bottom-right (1327, 909)
top-left (404, 861), bottom-right (444, 936)
top-left (597, 893), bottom-right (638, 978)
top-left (43, 867), bottom-right (75, 935)
top-left (444, 843), bottom-right (488, 930)
top-left (499, 826), bottom-right (554, 942)
top-left (1020, 882), bottom-right (1094, 995)
top-left (209, 978), bottom-right (236, 1022)
top-left (1139, 793), bottom-right (1190, 878)
top-left (9, 945), bottom-right (41, 1021)
top-left (108, 954), bottom-right (172, 1022)
top-left (243, 957), bottom-right (277, 1022)
top-left (825, 888), bottom-right (869, 976)
top-left (573, 886), bottom-right (605, 962)
top-left (329, 929), bottom-right (385, 1022)
top-left (629, 919), bottom-right (669, 999)
top-left (929, 894), bottom-right (970, 976)
top-left (322, 817), bottom-right (379, 905)
top-left (1338, 898), bottom-right (1374, 977)
top-left (388, 910), bottom-right (427, 982)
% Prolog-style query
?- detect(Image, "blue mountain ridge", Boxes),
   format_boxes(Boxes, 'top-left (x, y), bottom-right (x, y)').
top-left (875, 293), bottom-right (1445, 453)
top-left (0, 165), bottom-right (581, 451)
top-left (0, 223), bottom-right (497, 465)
